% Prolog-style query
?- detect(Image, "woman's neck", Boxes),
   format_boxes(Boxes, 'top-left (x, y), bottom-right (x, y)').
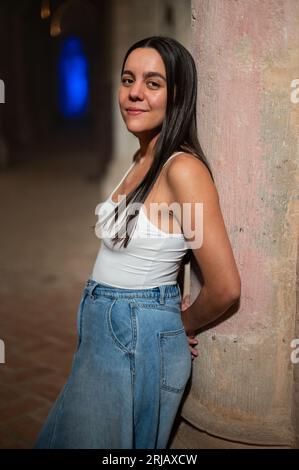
top-left (137, 131), bottom-right (160, 163)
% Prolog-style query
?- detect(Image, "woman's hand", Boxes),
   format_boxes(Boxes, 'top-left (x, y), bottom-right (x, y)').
top-left (181, 294), bottom-right (199, 361)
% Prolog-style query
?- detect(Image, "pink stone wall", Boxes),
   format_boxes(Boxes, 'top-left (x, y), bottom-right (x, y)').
top-left (175, 0), bottom-right (299, 448)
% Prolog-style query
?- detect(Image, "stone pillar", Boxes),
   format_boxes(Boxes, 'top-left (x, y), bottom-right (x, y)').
top-left (172, 0), bottom-right (299, 448)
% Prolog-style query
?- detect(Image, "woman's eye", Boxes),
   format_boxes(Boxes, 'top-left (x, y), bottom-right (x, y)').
top-left (148, 81), bottom-right (160, 88)
top-left (121, 78), bottom-right (132, 85)
top-left (121, 78), bottom-right (160, 88)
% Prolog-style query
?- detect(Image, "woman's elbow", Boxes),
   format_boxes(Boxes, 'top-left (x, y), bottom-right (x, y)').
top-left (225, 277), bottom-right (241, 304)
top-left (210, 277), bottom-right (241, 307)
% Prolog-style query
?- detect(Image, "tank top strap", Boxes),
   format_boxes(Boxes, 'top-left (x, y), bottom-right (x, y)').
top-left (107, 161), bottom-right (136, 201)
top-left (107, 151), bottom-right (184, 201)
top-left (162, 151), bottom-right (185, 168)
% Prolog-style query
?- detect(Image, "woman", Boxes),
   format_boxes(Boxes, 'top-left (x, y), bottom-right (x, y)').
top-left (34, 36), bottom-right (241, 449)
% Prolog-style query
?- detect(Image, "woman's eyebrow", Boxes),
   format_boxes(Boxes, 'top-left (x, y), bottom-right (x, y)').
top-left (122, 69), bottom-right (166, 81)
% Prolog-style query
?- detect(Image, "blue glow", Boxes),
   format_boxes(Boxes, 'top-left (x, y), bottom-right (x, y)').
top-left (58, 37), bottom-right (89, 118)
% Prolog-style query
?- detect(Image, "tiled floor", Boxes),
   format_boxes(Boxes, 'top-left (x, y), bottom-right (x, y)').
top-left (0, 142), bottom-right (102, 448)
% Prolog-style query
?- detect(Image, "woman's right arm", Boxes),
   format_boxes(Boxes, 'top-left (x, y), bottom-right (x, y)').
top-left (167, 153), bottom-right (241, 336)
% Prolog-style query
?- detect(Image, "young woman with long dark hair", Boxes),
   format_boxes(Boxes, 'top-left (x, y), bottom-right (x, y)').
top-left (34, 36), bottom-right (241, 449)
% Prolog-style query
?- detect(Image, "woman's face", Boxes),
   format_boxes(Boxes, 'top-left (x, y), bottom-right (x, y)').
top-left (118, 47), bottom-right (167, 137)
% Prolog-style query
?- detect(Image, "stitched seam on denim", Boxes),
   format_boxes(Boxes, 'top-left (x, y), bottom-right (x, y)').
top-left (89, 293), bottom-right (179, 300)
top-left (106, 299), bottom-right (133, 354)
top-left (134, 303), bottom-right (181, 313)
top-left (161, 327), bottom-right (185, 336)
top-left (160, 328), bottom-right (186, 394)
top-left (84, 283), bottom-right (179, 299)
top-left (130, 304), bottom-right (137, 354)
top-left (130, 353), bottom-right (136, 448)
top-left (77, 292), bottom-right (88, 351)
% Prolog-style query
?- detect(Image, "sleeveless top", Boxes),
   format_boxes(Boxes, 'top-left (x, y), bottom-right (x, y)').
top-left (90, 151), bottom-right (189, 289)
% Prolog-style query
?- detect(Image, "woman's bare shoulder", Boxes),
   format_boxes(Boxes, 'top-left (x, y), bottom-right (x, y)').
top-left (166, 152), bottom-right (217, 200)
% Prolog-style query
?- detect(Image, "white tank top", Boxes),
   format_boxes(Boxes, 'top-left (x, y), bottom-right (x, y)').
top-left (90, 152), bottom-right (189, 289)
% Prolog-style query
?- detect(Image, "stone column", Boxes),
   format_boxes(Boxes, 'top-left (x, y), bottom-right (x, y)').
top-left (172, 0), bottom-right (299, 448)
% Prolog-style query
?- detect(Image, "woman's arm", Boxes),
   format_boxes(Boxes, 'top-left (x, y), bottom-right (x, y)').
top-left (166, 153), bottom-right (241, 336)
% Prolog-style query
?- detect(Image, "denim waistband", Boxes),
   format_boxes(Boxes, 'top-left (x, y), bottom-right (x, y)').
top-left (84, 278), bottom-right (181, 305)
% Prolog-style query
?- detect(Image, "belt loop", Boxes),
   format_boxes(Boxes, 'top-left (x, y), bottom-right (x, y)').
top-left (159, 285), bottom-right (166, 304)
top-left (88, 283), bottom-right (98, 300)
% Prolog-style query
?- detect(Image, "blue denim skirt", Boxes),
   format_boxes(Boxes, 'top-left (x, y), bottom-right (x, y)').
top-left (33, 278), bottom-right (192, 449)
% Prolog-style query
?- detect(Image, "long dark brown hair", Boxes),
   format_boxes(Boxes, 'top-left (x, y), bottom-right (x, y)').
top-left (98, 36), bottom-right (214, 254)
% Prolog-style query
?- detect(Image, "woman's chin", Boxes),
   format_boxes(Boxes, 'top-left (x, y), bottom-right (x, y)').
top-left (126, 125), bottom-right (151, 135)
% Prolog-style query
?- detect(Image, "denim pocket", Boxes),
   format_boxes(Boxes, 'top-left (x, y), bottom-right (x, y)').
top-left (135, 295), bottom-right (181, 314)
top-left (106, 299), bottom-right (137, 353)
top-left (159, 327), bottom-right (192, 393)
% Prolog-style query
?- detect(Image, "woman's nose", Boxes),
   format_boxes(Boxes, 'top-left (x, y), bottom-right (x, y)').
top-left (129, 81), bottom-right (144, 100)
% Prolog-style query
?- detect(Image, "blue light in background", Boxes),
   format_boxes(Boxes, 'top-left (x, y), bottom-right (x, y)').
top-left (58, 37), bottom-right (89, 118)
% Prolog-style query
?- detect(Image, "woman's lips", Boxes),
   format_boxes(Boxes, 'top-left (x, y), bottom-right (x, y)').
top-left (126, 109), bottom-right (146, 115)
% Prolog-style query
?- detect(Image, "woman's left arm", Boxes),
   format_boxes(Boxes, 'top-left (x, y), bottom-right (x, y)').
top-left (166, 153), bottom-right (241, 336)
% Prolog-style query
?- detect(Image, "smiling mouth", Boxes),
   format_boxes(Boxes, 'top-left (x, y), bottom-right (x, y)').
top-left (126, 109), bottom-right (146, 115)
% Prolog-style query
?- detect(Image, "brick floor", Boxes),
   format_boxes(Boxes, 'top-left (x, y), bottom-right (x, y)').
top-left (0, 143), bottom-right (103, 448)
